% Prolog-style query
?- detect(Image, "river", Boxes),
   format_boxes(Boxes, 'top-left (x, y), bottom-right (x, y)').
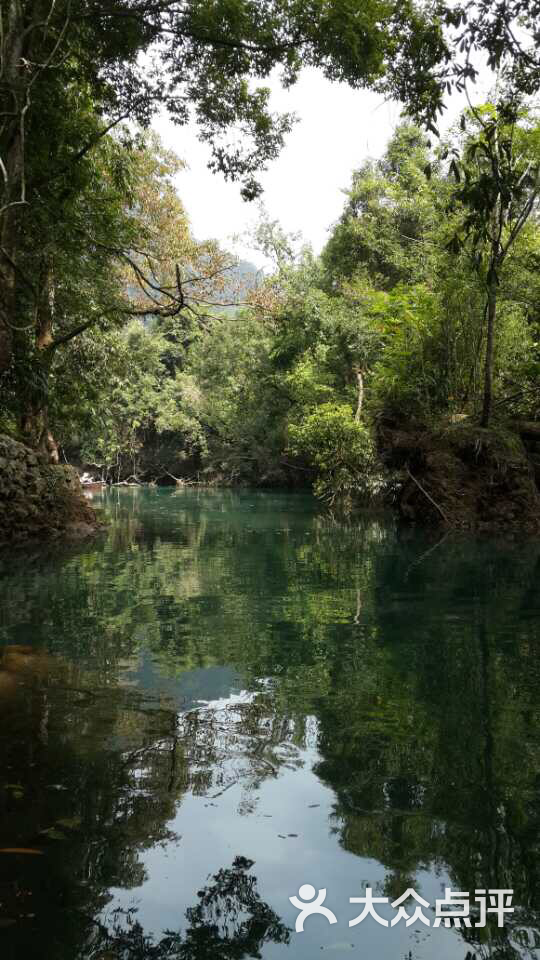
top-left (0, 487), bottom-right (539, 959)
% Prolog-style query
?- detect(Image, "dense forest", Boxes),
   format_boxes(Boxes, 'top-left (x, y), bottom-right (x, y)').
top-left (1, 1), bottom-right (540, 532)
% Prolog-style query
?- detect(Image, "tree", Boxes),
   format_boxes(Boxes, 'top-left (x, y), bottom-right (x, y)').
top-left (288, 402), bottom-right (381, 502)
top-left (0, 0), bottom-right (436, 382)
top-left (3, 123), bottom-right (233, 459)
top-left (445, 98), bottom-right (540, 426)
top-left (384, 1), bottom-right (540, 134)
top-left (320, 117), bottom-right (539, 429)
top-left (90, 858), bottom-right (290, 958)
top-left (322, 124), bottom-right (441, 289)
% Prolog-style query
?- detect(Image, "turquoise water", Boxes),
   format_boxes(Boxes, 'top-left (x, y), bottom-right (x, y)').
top-left (0, 487), bottom-right (539, 959)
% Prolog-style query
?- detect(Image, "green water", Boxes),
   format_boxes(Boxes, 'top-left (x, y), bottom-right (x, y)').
top-left (0, 488), bottom-right (539, 960)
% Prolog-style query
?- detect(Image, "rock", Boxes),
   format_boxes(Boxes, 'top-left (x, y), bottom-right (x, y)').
top-left (0, 434), bottom-right (101, 545)
top-left (379, 421), bottom-right (540, 531)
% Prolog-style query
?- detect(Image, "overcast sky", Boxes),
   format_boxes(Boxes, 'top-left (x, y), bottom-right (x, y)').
top-left (153, 66), bottom-right (493, 268)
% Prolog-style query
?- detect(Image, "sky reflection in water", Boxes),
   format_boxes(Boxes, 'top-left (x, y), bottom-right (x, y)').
top-left (0, 487), bottom-right (539, 960)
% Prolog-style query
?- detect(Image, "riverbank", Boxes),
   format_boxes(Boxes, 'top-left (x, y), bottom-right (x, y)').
top-left (379, 419), bottom-right (540, 531)
top-left (2, 418), bottom-right (539, 545)
top-left (0, 435), bottom-right (102, 545)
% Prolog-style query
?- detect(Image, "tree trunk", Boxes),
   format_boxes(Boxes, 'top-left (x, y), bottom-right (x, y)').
top-left (0, 130), bottom-right (20, 374)
top-left (39, 417), bottom-right (60, 464)
top-left (354, 369), bottom-right (364, 422)
top-left (481, 275), bottom-right (496, 428)
top-left (0, 274), bottom-right (14, 373)
top-left (20, 259), bottom-right (59, 462)
top-left (0, 1), bottom-right (27, 374)
top-left (21, 407), bottom-right (59, 463)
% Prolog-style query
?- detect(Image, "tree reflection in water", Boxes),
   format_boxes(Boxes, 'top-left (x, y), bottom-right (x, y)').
top-left (87, 857), bottom-right (290, 959)
top-left (0, 649), bottom-right (296, 960)
top-left (1, 490), bottom-right (540, 960)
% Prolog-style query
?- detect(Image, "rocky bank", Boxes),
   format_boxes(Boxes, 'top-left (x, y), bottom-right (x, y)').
top-left (0, 434), bottom-right (101, 545)
top-left (380, 420), bottom-right (540, 531)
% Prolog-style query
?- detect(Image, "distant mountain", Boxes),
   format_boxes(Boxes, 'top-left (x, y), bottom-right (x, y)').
top-left (225, 259), bottom-right (262, 299)
top-left (213, 259), bottom-right (262, 313)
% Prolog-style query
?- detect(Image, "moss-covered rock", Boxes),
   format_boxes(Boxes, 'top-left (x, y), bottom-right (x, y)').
top-left (0, 435), bottom-right (101, 545)
top-left (379, 420), bottom-right (540, 531)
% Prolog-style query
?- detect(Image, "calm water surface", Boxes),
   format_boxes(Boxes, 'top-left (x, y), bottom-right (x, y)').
top-left (0, 488), bottom-right (539, 960)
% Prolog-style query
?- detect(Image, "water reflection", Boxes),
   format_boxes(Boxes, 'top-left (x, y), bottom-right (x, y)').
top-left (0, 488), bottom-right (539, 959)
top-left (93, 857), bottom-right (290, 959)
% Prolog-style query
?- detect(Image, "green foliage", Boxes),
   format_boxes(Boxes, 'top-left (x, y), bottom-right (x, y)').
top-left (3, 42), bottom-right (538, 504)
top-left (382, 1), bottom-right (540, 134)
top-left (75, 322), bottom-right (170, 480)
top-left (367, 285), bottom-right (460, 419)
top-left (322, 124), bottom-right (444, 289)
top-left (288, 403), bottom-right (381, 502)
top-left (66, 113), bottom-right (537, 502)
top-left (167, 312), bottom-right (289, 483)
top-left (3, 0), bottom-right (448, 444)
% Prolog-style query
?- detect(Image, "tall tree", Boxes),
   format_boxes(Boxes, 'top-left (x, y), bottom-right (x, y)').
top-left (0, 0), bottom-right (435, 381)
top-left (6, 125), bottom-right (233, 458)
top-left (446, 98), bottom-right (540, 426)
top-left (322, 124), bottom-right (440, 289)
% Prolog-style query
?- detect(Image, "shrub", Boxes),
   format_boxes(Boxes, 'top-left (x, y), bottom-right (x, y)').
top-left (287, 403), bottom-right (384, 503)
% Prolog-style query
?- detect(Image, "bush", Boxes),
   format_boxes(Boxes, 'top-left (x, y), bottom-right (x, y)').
top-left (287, 403), bottom-right (384, 502)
